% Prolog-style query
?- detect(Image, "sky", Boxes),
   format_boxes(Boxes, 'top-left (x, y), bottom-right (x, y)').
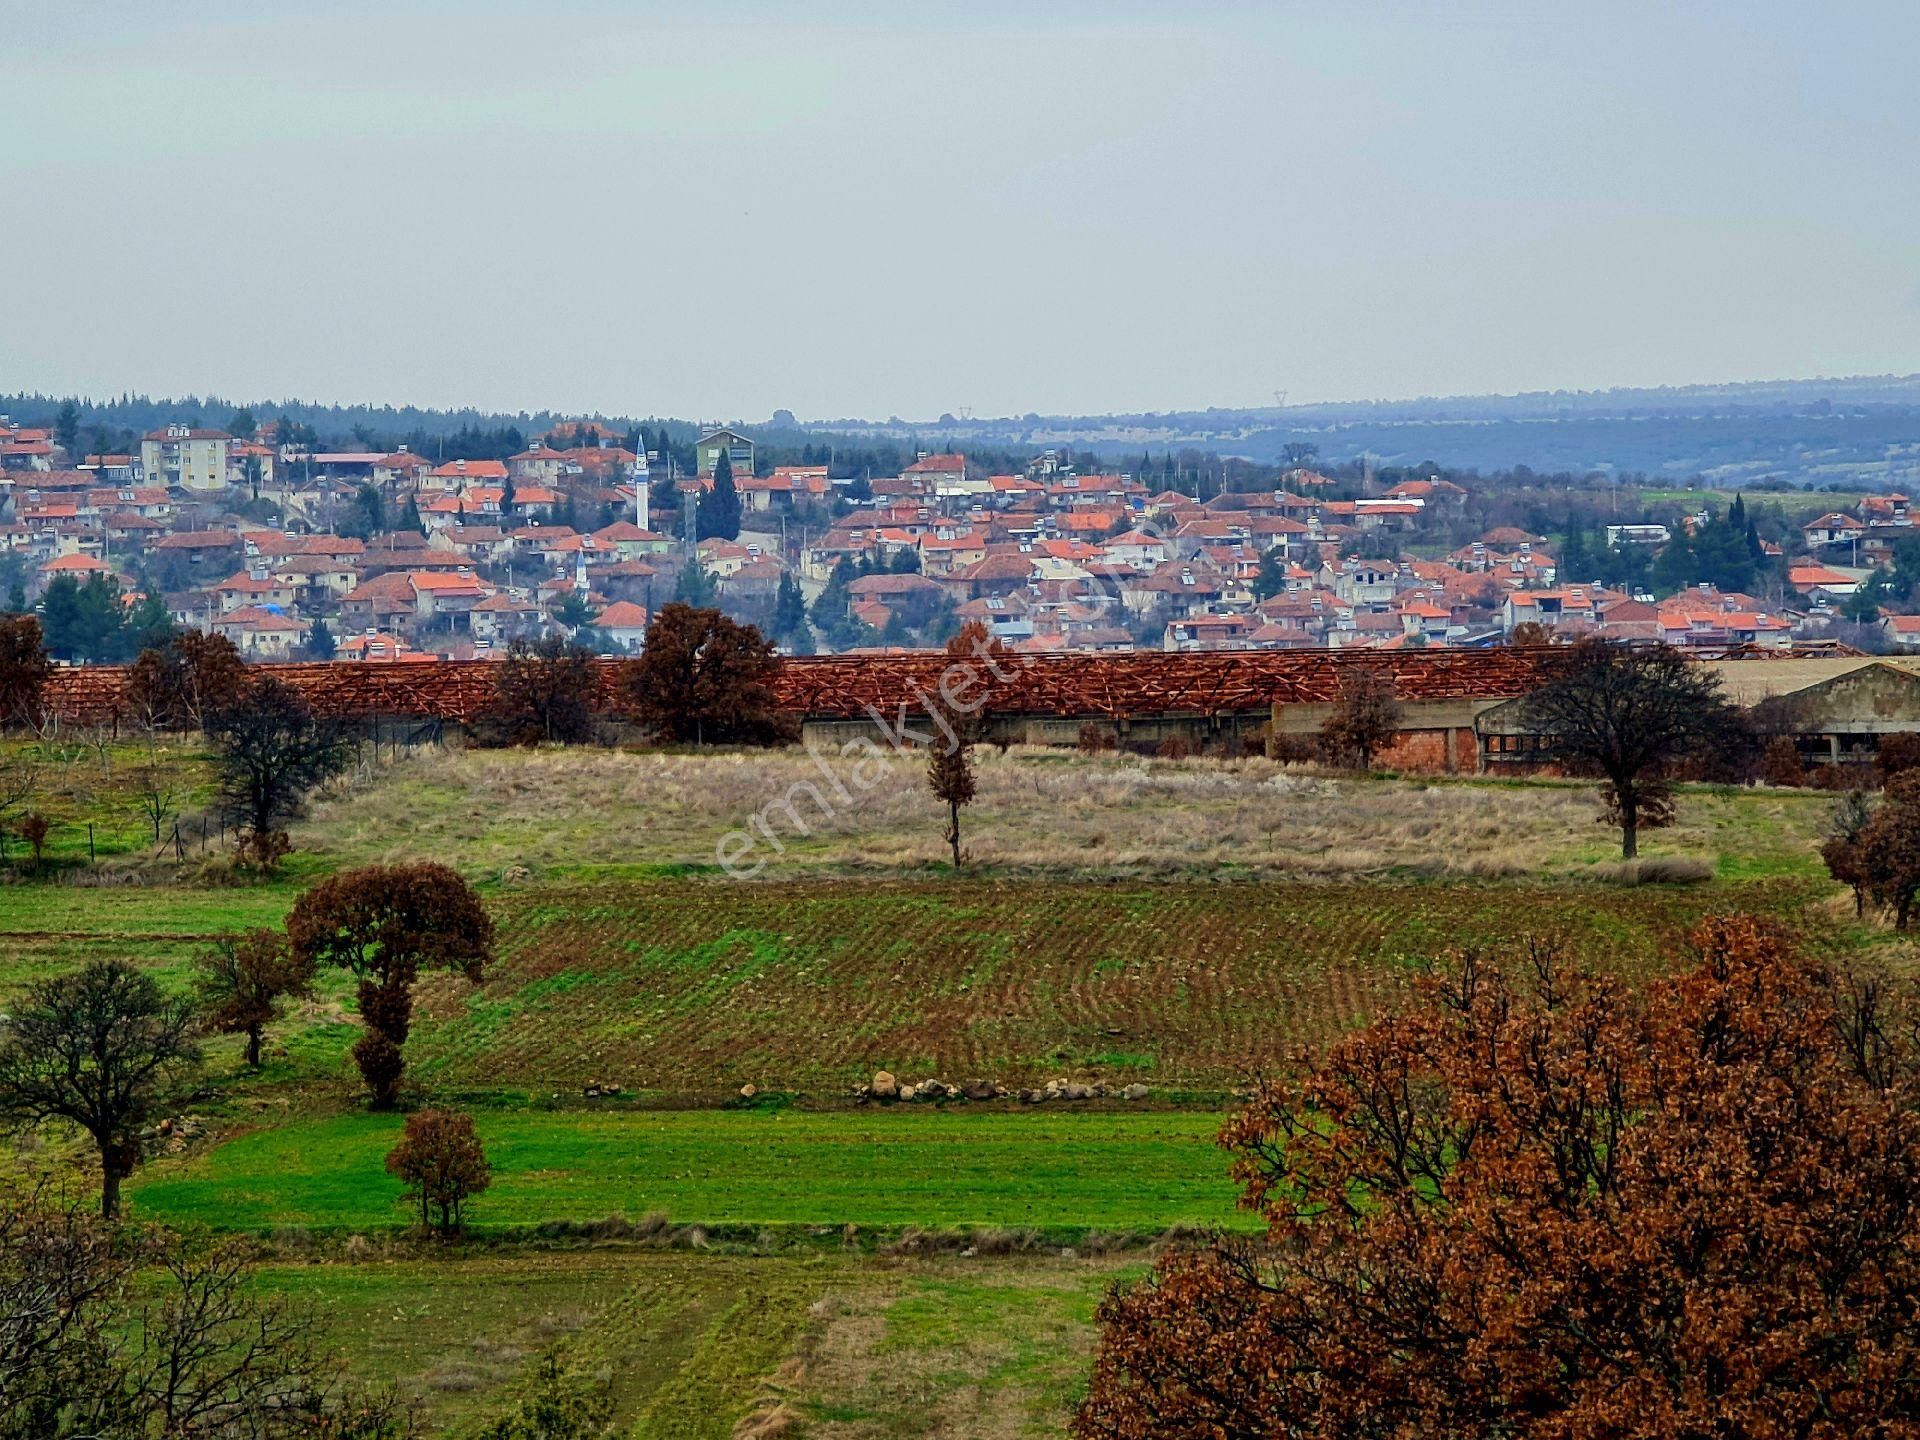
top-left (2, 1), bottom-right (1917, 423)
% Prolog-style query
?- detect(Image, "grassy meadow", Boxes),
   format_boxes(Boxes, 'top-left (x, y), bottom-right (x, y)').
top-left (0, 739), bottom-right (1889, 1435)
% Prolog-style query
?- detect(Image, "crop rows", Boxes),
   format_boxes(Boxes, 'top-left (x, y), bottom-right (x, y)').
top-left (406, 878), bottom-right (1820, 1094)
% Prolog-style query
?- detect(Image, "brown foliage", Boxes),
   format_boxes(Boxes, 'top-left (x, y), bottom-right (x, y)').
top-left (1317, 667), bottom-right (1402, 770)
top-left (1879, 731), bottom-right (1920, 785)
top-left (128, 632), bottom-right (249, 731)
top-left (1153, 736), bottom-right (1191, 761)
top-left (1855, 773), bottom-right (1920, 929)
top-left (922, 623), bottom-right (990, 868)
top-left (1508, 619), bottom-right (1550, 646)
top-left (198, 928), bottom-right (314, 1067)
top-left (1822, 789), bottom-right (1874, 919)
top-left (17, 813), bottom-right (48, 871)
top-left (1263, 729), bottom-right (1319, 764)
top-left (1077, 722), bottom-right (1117, 755)
top-left (385, 1109), bottom-right (491, 1235)
top-left (1808, 762), bottom-right (1856, 791)
top-left (1078, 918), bottom-right (1920, 1440)
top-left (624, 603), bottom-right (793, 746)
top-left (476, 634), bottom-right (599, 746)
top-left (0, 615), bottom-right (49, 732)
top-left (1759, 735), bottom-right (1806, 788)
top-left (285, 863), bottom-right (493, 1106)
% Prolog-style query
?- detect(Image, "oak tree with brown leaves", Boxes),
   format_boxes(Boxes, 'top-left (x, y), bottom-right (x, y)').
top-left (0, 614), bottom-right (50, 732)
top-left (1318, 666), bottom-right (1403, 770)
top-left (478, 634), bottom-right (600, 746)
top-left (197, 927), bottom-right (314, 1068)
top-left (128, 631), bottom-right (250, 731)
top-left (1077, 916), bottom-right (1920, 1440)
top-left (1855, 771), bottom-right (1920, 929)
top-left (285, 864), bottom-right (492, 1107)
top-left (386, 1109), bottom-right (491, 1235)
top-left (625, 603), bottom-right (793, 746)
top-left (922, 622), bottom-right (1006, 868)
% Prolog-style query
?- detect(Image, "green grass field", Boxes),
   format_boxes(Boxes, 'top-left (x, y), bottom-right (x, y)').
top-left (0, 744), bottom-right (1883, 1436)
top-left (238, 1251), bottom-right (1127, 1438)
top-left (130, 1108), bottom-right (1243, 1234)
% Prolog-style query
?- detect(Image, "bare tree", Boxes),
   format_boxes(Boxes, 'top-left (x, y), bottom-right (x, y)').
top-left (0, 959), bottom-right (200, 1216)
top-left (130, 758), bottom-right (186, 845)
top-left (1319, 667), bottom-right (1403, 770)
top-left (205, 674), bottom-right (356, 870)
top-left (0, 755), bottom-right (35, 861)
top-left (0, 1187), bottom-right (419, 1437)
top-left (1518, 638), bottom-right (1738, 858)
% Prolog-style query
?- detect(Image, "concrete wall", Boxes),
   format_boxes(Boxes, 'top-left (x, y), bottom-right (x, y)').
top-left (801, 706), bottom-right (1275, 754)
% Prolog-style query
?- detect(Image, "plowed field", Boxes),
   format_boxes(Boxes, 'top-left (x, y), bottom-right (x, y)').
top-left (406, 877), bottom-right (1821, 1093)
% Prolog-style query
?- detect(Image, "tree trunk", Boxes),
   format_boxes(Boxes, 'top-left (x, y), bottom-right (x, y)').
top-left (947, 800), bottom-right (961, 869)
top-left (245, 1026), bottom-right (263, 1068)
top-left (100, 1149), bottom-right (122, 1219)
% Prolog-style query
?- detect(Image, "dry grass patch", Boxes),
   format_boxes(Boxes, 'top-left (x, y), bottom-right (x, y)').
top-left (294, 745), bottom-right (1656, 881)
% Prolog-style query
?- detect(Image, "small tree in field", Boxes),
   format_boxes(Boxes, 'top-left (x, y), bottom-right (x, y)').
top-left (197, 928), bottom-right (313, 1068)
top-left (286, 864), bottom-right (493, 1107)
top-left (1318, 666), bottom-right (1402, 770)
top-left (205, 674), bottom-right (355, 869)
top-left (1518, 638), bottom-right (1737, 858)
top-left (18, 813), bottom-right (49, 873)
top-left (923, 620), bottom-right (1008, 866)
top-left (0, 960), bottom-right (200, 1216)
top-left (625, 603), bottom-right (792, 746)
top-left (1856, 772), bottom-right (1920, 929)
top-left (1823, 789), bottom-right (1874, 919)
top-left (1077, 917), bottom-right (1920, 1440)
top-left (926, 703), bottom-right (976, 869)
top-left (386, 1109), bottom-right (490, 1235)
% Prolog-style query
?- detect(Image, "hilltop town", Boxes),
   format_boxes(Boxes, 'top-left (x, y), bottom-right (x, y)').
top-left (1, 407), bottom-right (1912, 667)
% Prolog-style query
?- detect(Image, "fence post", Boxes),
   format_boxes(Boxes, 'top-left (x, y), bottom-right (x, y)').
top-left (87, 823), bottom-right (95, 865)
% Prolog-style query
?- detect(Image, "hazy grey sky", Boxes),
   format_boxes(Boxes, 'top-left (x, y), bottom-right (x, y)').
top-left (3, 1), bottom-right (1916, 422)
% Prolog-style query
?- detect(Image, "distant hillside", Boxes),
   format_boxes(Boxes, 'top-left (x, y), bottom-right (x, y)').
top-left (809, 374), bottom-right (1920, 487)
top-left (9, 373), bottom-right (1920, 486)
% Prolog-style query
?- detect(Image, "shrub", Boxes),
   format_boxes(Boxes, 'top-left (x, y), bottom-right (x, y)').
top-left (1154, 736), bottom-right (1191, 760)
top-left (1077, 723), bottom-right (1117, 755)
top-left (1264, 731), bottom-right (1319, 765)
top-left (1760, 736), bottom-right (1807, 788)
top-left (18, 812), bottom-right (48, 871)
top-left (1879, 731), bottom-right (1920, 784)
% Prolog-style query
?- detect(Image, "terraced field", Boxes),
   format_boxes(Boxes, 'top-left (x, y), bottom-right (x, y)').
top-left (404, 876), bottom-right (1832, 1095)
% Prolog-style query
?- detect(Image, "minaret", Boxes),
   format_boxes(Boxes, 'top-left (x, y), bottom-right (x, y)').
top-left (632, 447), bottom-right (649, 532)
